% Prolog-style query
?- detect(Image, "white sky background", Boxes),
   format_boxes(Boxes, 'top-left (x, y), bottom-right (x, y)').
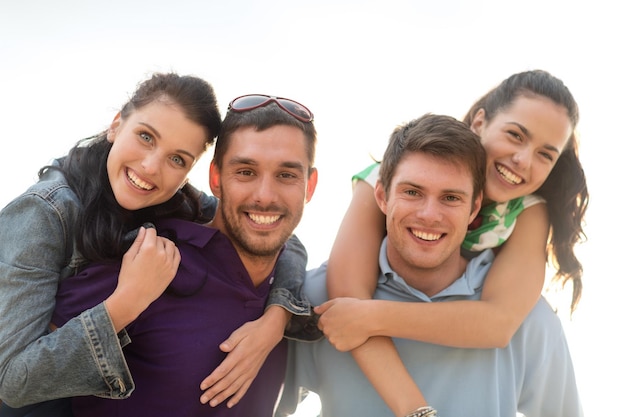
top-left (0, 0), bottom-right (623, 415)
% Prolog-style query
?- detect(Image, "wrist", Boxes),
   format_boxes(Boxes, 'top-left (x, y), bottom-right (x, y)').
top-left (104, 292), bottom-right (141, 332)
top-left (404, 406), bottom-right (437, 417)
top-left (263, 305), bottom-right (292, 333)
top-left (365, 299), bottom-right (385, 338)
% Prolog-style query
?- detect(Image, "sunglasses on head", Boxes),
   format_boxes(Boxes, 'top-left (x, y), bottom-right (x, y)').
top-left (228, 94), bottom-right (314, 123)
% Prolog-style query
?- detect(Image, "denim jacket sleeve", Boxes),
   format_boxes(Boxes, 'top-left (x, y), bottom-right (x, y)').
top-left (0, 179), bottom-right (133, 407)
top-left (268, 234), bottom-right (322, 341)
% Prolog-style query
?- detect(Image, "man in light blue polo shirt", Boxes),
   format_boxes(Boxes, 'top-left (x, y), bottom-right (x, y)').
top-left (276, 114), bottom-right (583, 417)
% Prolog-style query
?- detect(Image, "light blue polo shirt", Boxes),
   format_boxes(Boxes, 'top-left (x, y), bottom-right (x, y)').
top-left (276, 242), bottom-right (583, 417)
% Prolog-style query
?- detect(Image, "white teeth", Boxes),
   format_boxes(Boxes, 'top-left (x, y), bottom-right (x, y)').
top-left (411, 230), bottom-right (442, 241)
top-left (127, 170), bottom-right (155, 191)
top-left (249, 213), bottom-right (280, 225)
top-left (496, 164), bottom-right (522, 185)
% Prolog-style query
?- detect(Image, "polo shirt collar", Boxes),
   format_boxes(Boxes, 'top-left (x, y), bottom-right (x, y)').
top-left (378, 237), bottom-right (494, 301)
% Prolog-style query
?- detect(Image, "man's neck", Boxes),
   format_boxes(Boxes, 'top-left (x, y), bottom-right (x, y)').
top-left (208, 216), bottom-right (279, 287)
top-left (238, 253), bottom-right (280, 287)
top-left (389, 253), bottom-right (469, 298)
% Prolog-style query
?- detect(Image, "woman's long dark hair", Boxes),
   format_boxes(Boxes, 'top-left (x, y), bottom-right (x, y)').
top-left (463, 70), bottom-right (589, 313)
top-left (43, 73), bottom-right (221, 262)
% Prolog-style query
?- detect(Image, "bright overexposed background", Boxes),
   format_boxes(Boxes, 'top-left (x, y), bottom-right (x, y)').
top-left (1, 1), bottom-right (623, 415)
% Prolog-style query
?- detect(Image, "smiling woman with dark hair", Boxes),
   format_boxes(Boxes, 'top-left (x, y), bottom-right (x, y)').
top-left (320, 69), bottom-right (588, 416)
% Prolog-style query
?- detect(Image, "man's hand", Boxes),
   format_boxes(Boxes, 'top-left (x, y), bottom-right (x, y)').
top-left (199, 306), bottom-right (288, 408)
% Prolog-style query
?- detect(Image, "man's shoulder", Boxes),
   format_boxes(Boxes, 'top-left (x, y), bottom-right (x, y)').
top-left (517, 297), bottom-right (566, 344)
top-left (303, 261), bottom-right (329, 306)
top-left (305, 261), bottom-right (328, 278)
top-left (526, 297), bottom-right (562, 325)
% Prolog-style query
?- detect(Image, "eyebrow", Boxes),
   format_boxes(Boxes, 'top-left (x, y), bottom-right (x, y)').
top-left (507, 121), bottom-right (561, 154)
top-left (139, 122), bottom-right (198, 161)
top-left (401, 181), bottom-right (471, 197)
top-left (228, 157), bottom-right (307, 173)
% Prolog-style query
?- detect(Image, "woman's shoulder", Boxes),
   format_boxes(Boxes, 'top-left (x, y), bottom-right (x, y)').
top-left (0, 167), bottom-right (82, 270)
top-left (23, 167), bottom-right (80, 208)
top-left (352, 161), bottom-right (380, 188)
top-left (4, 167), bottom-right (82, 228)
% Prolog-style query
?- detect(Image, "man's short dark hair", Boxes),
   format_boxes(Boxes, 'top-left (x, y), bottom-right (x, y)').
top-left (379, 113), bottom-right (486, 201)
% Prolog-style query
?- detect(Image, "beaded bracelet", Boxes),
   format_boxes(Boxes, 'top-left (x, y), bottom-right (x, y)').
top-left (405, 405), bottom-right (437, 417)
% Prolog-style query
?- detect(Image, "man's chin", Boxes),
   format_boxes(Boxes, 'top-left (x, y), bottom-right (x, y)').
top-left (239, 238), bottom-right (286, 258)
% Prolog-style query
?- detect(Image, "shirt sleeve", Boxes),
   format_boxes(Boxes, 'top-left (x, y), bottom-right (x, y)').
top-left (352, 162), bottom-right (380, 189)
top-left (270, 235), bottom-right (324, 341)
top-left (0, 193), bottom-right (133, 407)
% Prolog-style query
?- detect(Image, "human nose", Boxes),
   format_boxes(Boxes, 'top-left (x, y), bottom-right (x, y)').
top-left (512, 147), bottom-right (531, 170)
top-left (415, 197), bottom-right (442, 222)
top-left (141, 152), bottom-right (160, 175)
top-left (252, 175), bottom-right (278, 204)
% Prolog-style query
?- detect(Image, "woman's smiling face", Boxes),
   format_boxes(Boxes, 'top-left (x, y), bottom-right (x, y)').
top-left (471, 95), bottom-right (573, 204)
top-left (106, 99), bottom-right (208, 211)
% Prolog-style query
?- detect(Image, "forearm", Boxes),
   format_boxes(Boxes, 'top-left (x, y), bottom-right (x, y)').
top-left (0, 304), bottom-right (132, 406)
top-left (271, 235), bottom-right (326, 341)
top-left (262, 305), bottom-right (291, 336)
top-left (316, 297), bottom-right (429, 416)
top-left (371, 298), bottom-right (530, 348)
top-left (0, 195), bottom-right (132, 405)
top-left (351, 337), bottom-right (427, 417)
top-left (268, 234), bottom-right (310, 315)
top-left (199, 304), bottom-right (290, 407)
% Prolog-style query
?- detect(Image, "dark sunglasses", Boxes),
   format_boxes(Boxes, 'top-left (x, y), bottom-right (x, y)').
top-left (228, 94), bottom-right (314, 123)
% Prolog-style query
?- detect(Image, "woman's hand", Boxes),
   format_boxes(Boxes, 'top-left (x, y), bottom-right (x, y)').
top-left (199, 306), bottom-right (289, 408)
top-left (315, 297), bottom-right (373, 351)
top-left (105, 226), bottom-right (180, 332)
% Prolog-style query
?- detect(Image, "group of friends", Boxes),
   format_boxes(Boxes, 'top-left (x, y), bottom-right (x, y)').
top-left (0, 69), bottom-right (588, 417)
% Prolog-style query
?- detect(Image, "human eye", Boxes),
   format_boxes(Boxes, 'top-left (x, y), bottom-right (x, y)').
top-left (139, 132), bottom-right (154, 143)
top-left (539, 151), bottom-right (555, 162)
top-left (237, 169), bottom-right (255, 177)
top-left (444, 195), bottom-right (461, 202)
top-left (170, 154), bottom-right (186, 167)
top-left (442, 194), bottom-right (464, 206)
top-left (507, 130), bottom-right (523, 142)
top-left (278, 171), bottom-right (299, 180)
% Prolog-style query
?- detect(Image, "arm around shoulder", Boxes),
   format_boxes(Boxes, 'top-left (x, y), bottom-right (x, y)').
top-left (372, 203), bottom-right (550, 348)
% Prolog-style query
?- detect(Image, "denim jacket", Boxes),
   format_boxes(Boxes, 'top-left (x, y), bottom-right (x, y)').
top-left (0, 167), bottom-right (317, 409)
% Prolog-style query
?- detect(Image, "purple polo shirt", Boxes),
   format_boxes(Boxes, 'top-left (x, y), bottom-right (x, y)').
top-left (52, 218), bottom-right (287, 417)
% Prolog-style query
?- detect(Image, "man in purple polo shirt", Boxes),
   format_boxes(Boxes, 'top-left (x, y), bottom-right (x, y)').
top-left (52, 95), bottom-right (318, 417)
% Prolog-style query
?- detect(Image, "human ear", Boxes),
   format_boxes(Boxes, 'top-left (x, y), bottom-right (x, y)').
top-left (106, 112), bottom-right (122, 143)
top-left (470, 108), bottom-right (486, 136)
top-left (468, 191), bottom-right (483, 225)
top-left (208, 161), bottom-right (221, 198)
top-left (374, 181), bottom-right (388, 215)
top-left (304, 168), bottom-right (318, 203)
